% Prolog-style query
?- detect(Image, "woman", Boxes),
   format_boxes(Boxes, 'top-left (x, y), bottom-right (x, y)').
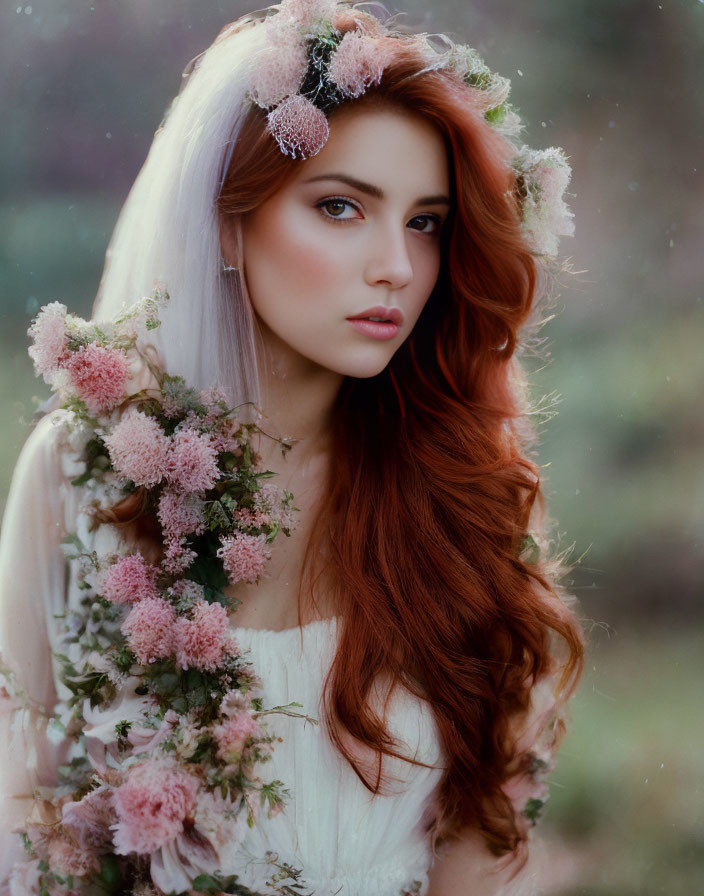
top-left (0, 1), bottom-right (583, 893)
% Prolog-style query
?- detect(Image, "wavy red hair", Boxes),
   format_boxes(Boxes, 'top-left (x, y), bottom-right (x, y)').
top-left (213, 24), bottom-right (585, 857)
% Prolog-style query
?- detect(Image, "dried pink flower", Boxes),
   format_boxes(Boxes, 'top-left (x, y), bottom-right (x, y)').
top-left (274, 0), bottom-right (337, 31)
top-left (112, 759), bottom-right (200, 855)
top-left (100, 553), bottom-right (160, 605)
top-left (162, 538), bottom-right (197, 575)
top-left (61, 786), bottom-right (117, 853)
top-left (327, 32), bottom-right (392, 97)
top-left (213, 711), bottom-right (263, 763)
top-left (27, 302), bottom-right (68, 378)
top-left (266, 94), bottom-right (330, 159)
top-left (121, 597), bottom-right (176, 665)
top-left (158, 489), bottom-right (205, 540)
top-left (174, 600), bottom-right (230, 671)
top-left (249, 41), bottom-right (308, 108)
top-left (217, 532), bottom-right (271, 584)
top-left (65, 343), bottom-right (129, 414)
top-left (47, 836), bottom-right (100, 877)
top-left (219, 688), bottom-right (252, 718)
top-left (103, 409), bottom-right (169, 488)
top-left (166, 429), bottom-right (220, 493)
top-left (232, 507), bottom-right (272, 529)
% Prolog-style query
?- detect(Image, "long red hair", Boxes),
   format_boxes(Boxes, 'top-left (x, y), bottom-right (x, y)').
top-left (214, 21), bottom-right (584, 857)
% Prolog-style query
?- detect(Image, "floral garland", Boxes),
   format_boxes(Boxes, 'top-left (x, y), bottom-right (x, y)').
top-left (233, 0), bottom-right (574, 257)
top-left (6, 288), bottom-right (317, 896)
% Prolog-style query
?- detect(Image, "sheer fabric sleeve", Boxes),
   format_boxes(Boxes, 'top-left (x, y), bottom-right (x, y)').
top-left (0, 412), bottom-right (72, 885)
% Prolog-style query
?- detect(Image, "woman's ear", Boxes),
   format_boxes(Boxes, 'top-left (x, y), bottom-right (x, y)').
top-left (219, 213), bottom-right (243, 270)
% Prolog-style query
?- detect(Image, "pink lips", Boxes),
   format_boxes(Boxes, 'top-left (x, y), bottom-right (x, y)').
top-left (346, 305), bottom-right (403, 341)
top-left (348, 306), bottom-right (404, 326)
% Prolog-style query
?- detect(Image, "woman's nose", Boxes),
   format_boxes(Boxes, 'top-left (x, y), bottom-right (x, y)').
top-left (364, 223), bottom-right (414, 290)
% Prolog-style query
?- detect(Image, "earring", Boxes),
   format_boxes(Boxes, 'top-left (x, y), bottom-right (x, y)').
top-left (220, 256), bottom-right (239, 273)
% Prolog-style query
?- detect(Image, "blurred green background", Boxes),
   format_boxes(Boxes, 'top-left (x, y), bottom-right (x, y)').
top-left (0, 0), bottom-right (702, 892)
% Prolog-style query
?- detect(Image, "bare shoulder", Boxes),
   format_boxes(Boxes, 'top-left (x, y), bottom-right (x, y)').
top-left (427, 829), bottom-right (543, 896)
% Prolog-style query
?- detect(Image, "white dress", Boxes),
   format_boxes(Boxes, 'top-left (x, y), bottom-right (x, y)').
top-left (226, 617), bottom-right (445, 895)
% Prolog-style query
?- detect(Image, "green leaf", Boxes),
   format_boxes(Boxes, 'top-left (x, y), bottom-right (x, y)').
top-left (523, 797), bottom-right (545, 823)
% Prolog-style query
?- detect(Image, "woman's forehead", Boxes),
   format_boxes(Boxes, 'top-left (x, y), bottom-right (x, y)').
top-left (293, 105), bottom-right (450, 199)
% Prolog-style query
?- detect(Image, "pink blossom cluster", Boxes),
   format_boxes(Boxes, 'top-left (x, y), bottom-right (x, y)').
top-left (112, 759), bottom-right (200, 854)
top-left (162, 538), bottom-right (198, 576)
top-left (100, 553), bottom-right (160, 605)
top-left (174, 600), bottom-right (231, 671)
top-left (266, 94), bottom-right (330, 159)
top-left (518, 146), bottom-right (575, 257)
top-left (27, 303), bottom-right (132, 414)
top-left (270, 0), bottom-right (338, 34)
top-left (256, 481), bottom-right (298, 532)
top-left (47, 836), bottom-right (100, 878)
top-left (327, 31), bottom-right (393, 98)
top-left (103, 411), bottom-right (221, 495)
top-left (121, 596), bottom-right (238, 670)
top-left (217, 532), bottom-right (271, 585)
top-left (122, 597), bottom-right (176, 665)
top-left (66, 343), bottom-right (130, 414)
top-left (165, 428), bottom-right (220, 492)
top-left (213, 711), bottom-right (263, 763)
top-left (158, 489), bottom-right (205, 540)
top-left (103, 409), bottom-right (169, 488)
top-left (249, 41), bottom-right (308, 108)
top-left (62, 785), bottom-right (117, 853)
top-left (27, 301), bottom-right (69, 379)
top-left (232, 506), bottom-right (272, 529)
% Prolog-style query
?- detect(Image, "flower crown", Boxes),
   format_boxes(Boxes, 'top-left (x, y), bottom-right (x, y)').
top-left (238, 0), bottom-right (574, 257)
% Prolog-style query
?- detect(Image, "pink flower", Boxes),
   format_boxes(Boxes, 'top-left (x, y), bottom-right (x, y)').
top-left (47, 836), bottom-right (100, 877)
top-left (112, 759), bottom-right (200, 855)
top-left (217, 532), bottom-right (271, 584)
top-left (168, 578), bottom-right (206, 604)
top-left (103, 409), bottom-right (169, 487)
top-left (274, 0), bottom-right (337, 31)
top-left (327, 32), bottom-right (393, 98)
top-left (174, 600), bottom-right (230, 671)
top-left (65, 343), bottom-right (129, 414)
top-left (100, 553), bottom-right (160, 605)
top-left (266, 94), bottom-right (330, 159)
top-left (158, 489), bottom-right (205, 540)
top-left (166, 429), bottom-right (220, 493)
top-left (249, 41), bottom-right (308, 108)
top-left (122, 597), bottom-right (176, 665)
top-left (232, 507), bottom-right (272, 529)
top-left (162, 538), bottom-right (197, 575)
top-left (213, 711), bottom-right (263, 763)
top-left (27, 302), bottom-right (68, 378)
top-left (61, 786), bottom-right (117, 853)
top-left (219, 688), bottom-right (252, 718)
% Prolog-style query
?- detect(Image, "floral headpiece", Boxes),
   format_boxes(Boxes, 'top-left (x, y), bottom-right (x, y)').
top-left (240, 0), bottom-right (574, 257)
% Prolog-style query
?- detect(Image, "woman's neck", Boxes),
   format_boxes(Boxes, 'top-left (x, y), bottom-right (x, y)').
top-left (252, 317), bottom-right (343, 471)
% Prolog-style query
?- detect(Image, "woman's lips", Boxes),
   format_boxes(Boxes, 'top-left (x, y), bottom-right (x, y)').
top-left (346, 319), bottom-right (400, 340)
top-left (346, 305), bottom-right (403, 340)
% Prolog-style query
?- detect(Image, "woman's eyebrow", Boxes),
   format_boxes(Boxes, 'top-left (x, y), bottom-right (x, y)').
top-left (303, 172), bottom-right (451, 206)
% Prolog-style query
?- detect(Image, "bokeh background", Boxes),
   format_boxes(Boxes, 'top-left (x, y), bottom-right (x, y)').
top-left (1, 0), bottom-right (702, 892)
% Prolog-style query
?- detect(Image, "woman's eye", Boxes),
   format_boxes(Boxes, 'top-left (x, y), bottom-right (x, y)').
top-left (317, 198), bottom-right (359, 220)
top-left (408, 215), bottom-right (443, 234)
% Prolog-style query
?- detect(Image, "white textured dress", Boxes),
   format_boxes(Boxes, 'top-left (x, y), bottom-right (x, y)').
top-left (226, 618), bottom-right (445, 895)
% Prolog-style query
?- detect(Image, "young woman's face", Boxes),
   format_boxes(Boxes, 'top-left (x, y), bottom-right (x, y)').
top-left (235, 105), bottom-right (451, 380)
